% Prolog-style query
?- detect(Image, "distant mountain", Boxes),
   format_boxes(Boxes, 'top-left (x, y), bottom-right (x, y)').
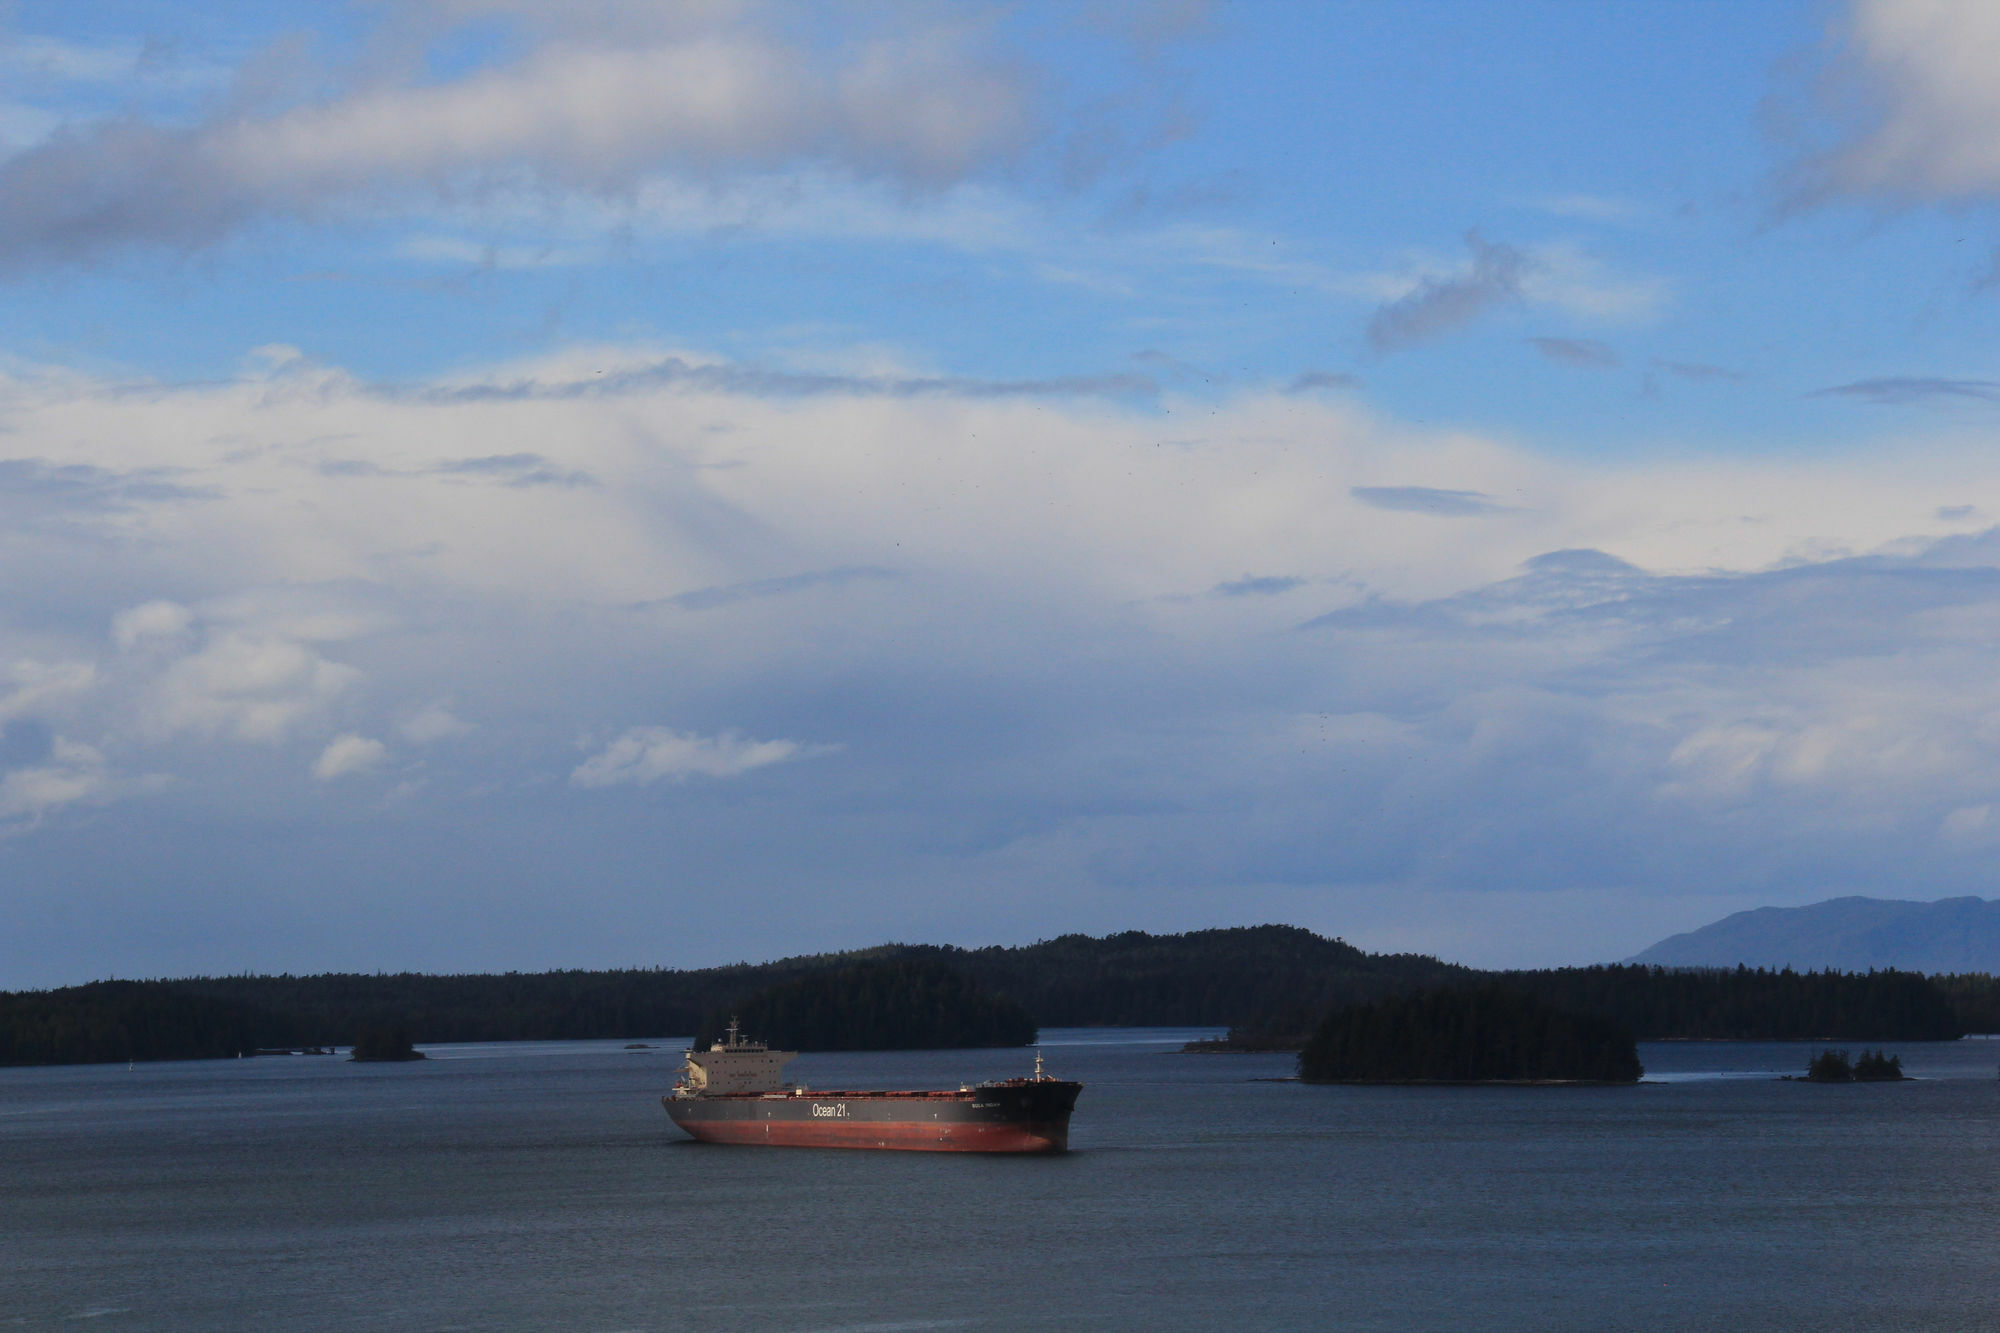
top-left (1629, 896), bottom-right (2000, 974)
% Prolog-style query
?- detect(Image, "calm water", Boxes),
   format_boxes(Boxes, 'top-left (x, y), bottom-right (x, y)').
top-left (6, 1030), bottom-right (2000, 1331)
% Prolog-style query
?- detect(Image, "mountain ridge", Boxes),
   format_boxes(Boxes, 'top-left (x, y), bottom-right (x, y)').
top-left (1629, 896), bottom-right (2000, 973)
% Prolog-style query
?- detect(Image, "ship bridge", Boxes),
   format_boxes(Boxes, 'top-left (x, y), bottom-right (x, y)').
top-left (676, 1019), bottom-right (798, 1097)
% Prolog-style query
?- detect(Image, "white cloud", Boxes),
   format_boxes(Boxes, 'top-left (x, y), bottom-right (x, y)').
top-left (0, 737), bottom-right (106, 823)
top-left (402, 703), bottom-right (473, 745)
top-left (1794, 0), bottom-right (2000, 204)
top-left (5, 343), bottom-right (2000, 959)
top-left (0, 15), bottom-right (1035, 267)
top-left (113, 599), bottom-right (193, 650)
top-left (572, 727), bottom-right (814, 787)
top-left (147, 632), bottom-right (361, 744)
top-left (313, 733), bottom-right (387, 781)
top-left (0, 659), bottom-right (96, 721)
top-left (1517, 241), bottom-right (1667, 321)
top-left (0, 340), bottom-right (1993, 622)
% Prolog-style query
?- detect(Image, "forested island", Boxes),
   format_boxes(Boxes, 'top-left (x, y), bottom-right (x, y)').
top-left (1507, 964), bottom-right (1961, 1042)
top-left (0, 926), bottom-right (1453, 1066)
top-left (1299, 984), bottom-right (1643, 1084)
top-left (0, 924), bottom-right (1988, 1067)
top-left (1205, 962), bottom-right (1964, 1050)
top-left (1802, 1049), bottom-right (1906, 1082)
top-left (350, 1028), bottom-right (424, 1062)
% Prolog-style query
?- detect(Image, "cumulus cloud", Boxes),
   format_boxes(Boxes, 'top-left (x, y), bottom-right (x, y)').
top-left (112, 600), bottom-right (193, 650)
top-left (401, 703), bottom-right (473, 745)
top-left (146, 632), bottom-right (361, 743)
top-left (1185, 539), bottom-right (2000, 915)
top-left (313, 734), bottom-right (387, 781)
top-left (0, 13), bottom-right (1037, 267)
top-left (571, 727), bottom-right (817, 787)
top-left (1790, 0), bottom-right (2000, 206)
top-left (0, 737), bottom-right (107, 824)
top-left (0, 659), bottom-right (96, 721)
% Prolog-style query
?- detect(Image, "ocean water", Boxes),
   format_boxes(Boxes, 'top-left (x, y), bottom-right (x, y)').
top-left (5, 1030), bottom-right (2000, 1331)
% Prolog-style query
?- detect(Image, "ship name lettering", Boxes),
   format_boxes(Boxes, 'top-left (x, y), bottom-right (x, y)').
top-left (811, 1103), bottom-right (848, 1118)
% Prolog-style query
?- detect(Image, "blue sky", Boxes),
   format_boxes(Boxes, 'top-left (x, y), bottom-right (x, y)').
top-left (5, 0), bottom-right (2000, 986)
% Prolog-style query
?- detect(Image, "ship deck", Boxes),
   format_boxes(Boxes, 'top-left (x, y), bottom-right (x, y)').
top-left (690, 1079), bottom-right (1078, 1102)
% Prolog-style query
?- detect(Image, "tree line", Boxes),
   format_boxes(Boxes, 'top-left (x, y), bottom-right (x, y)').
top-left (1499, 964), bottom-right (1962, 1042)
top-left (696, 959), bottom-right (1035, 1052)
top-left (1922, 974), bottom-right (2000, 1034)
top-left (0, 926), bottom-right (1461, 1065)
top-left (0, 926), bottom-right (1983, 1066)
top-left (1299, 983), bottom-right (1644, 1083)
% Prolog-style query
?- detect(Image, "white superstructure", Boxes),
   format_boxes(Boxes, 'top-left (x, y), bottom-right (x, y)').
top-left (672, 1018), bottom-right (798, 1097)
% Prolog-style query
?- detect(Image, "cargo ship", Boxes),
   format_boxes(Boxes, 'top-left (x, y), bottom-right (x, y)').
top-left (662, 1020), bottom-right (1081, 1153)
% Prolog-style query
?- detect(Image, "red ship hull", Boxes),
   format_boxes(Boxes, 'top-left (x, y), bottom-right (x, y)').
top-left (663, 1078), bottom-right (1081, 1154)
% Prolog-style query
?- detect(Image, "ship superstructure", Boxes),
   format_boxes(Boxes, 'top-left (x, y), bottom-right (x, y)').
top-left (663, 1020), bottom-right (1081, 1153)
top-left (673, 1019), bottom-right (797, 1095)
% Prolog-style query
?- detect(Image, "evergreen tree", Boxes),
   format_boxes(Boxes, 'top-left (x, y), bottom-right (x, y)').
top-left (1299, 984), bottom-right (1643, 1084)
top-left (699, 959), bottom-right (1035, 1052)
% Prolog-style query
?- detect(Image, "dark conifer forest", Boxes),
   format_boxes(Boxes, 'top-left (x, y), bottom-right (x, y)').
top-left (0, 924), bottom-right (1982, 1066)
top-left (1502, 964), bottom-right (1962, 1042)
top-left (0, 981), bottom-right (275, 1065)
top-left (349, 1027), bottom-right (424, 1062)
top-left (1924, 974), bottom-right (2000, 1034)
top-left (1298, 984), bottom-right (1644, 1083)
top-left (696, 959), bottom-right (1035, 1051)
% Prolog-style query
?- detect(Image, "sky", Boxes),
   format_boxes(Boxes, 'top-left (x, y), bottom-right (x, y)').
top-left (5, 1), bottom-right (2000, 985)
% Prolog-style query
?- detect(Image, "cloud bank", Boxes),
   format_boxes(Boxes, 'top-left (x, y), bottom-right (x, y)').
top-left (0, 343), bottom-right (1997, 980)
